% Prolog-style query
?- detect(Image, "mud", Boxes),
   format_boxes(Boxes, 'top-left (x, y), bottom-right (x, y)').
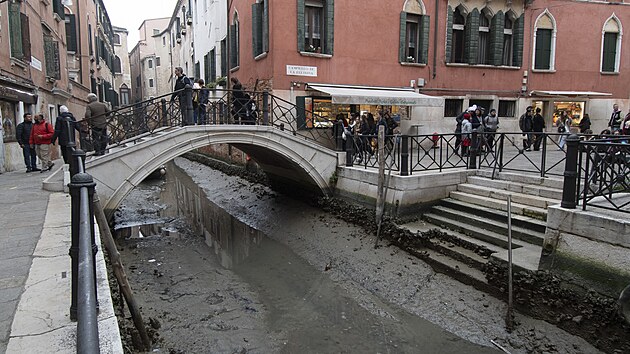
top-left (111, 157), bottom-right (607, 353)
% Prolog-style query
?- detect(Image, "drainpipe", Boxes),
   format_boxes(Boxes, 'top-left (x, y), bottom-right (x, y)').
top-left (76, 0), bottom-right (83, 86)
top-left (432, 0), bottom-right (438, 79)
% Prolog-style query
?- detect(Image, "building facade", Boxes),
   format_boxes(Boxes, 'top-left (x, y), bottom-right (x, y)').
top-left (113, 26), bottom-right (132, 106)
top-left (129, 18), bottom-right (171, 101)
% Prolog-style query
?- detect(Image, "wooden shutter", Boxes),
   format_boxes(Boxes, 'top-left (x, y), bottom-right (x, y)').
top-left (602, 32), bottom-right (617, 72)
top-left (195, 62), bottom-right (200, 80)
top-left (464, 9), bottom-right (480, 65)
top-left (419, 15), bottom-right (430, 64)
top-left (262, 0), bottom-right (269, 52)
top-left (512, 14), bottom-right (524, 67)
top-left (297, 0), bottom-right (305, 52)
top-left (21, 13), bottom-right (31, 61)
top-left (204, 53), bottom-right (210, 84)
top-left (229, 24), bottom-right (237, 68)
top-left (399, 12), bottom-right (407, 63)
top-left (8, 2), bottom-right (23, 59)
top-left (445, 6), bottom-right (453, 63)
top-left (488, 11), bottom-right (504, 66)
top-left (324, 0), bottom-right (334, 55)
top-left (66, 14), bottom-right (77, 52)
top-left (534, 29), bottom-right (552, 70)
top-left (210, 49), bottom-right (217, 82)
top-left (220, 39), bottom-right (227, 77)
top-left (252, 3), bottom-right (263, 57)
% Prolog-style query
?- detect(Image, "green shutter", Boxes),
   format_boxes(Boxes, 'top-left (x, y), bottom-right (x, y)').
top-left (20, 13), bottom-right (31, 61)
top-left (262, 0), bottom-right (269, 52)
top-left (204, 53), bottom-right (209, 84)
top-left (445, 6), bottom-right (453, 63)
top-left (297, 0), bottom-right (305, 52)
top-left (220, 39), bottom-right (226, 76)
top-left (8, 2), bottom-right (23, 59)
top-left (464, 9), bottom-right (480, 65)
top-left (488, 11), bottom-right (504, 66)
top-left (66, 14), bottom-right (78, 52)
top-left (534, 29), bottom-right (552, 70)
top-left (419, 15), bottom-right (430, 64)
top-left (296, 96), bottom-right (306, 129)
top-left (399, 12), bottom-right (407, 63)
top-left (324, 0), bottom-right (334, 55)
top-left (210, 49), bottom-right (217, 82)
top-left (230, 24), bottom-right (237, 68)
top-left (602, 32), bottom-right (617, 72)
top-left (512, 14), bottom-right (524, 67)
top-left (252, 3), bottom-right (263, 57)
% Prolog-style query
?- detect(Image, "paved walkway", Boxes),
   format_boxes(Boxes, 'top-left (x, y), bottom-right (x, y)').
top-left (0, 163), bottom-right (121, 353)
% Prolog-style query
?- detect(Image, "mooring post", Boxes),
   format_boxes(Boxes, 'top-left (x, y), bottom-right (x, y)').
top-left (400, 135), bottom-right (409, 176)
top-left (561, 134), bottom-right (580, 209)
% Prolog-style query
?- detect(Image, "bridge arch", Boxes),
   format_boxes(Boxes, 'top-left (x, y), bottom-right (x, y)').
top-left (87, 126), bottom-right (339, 218)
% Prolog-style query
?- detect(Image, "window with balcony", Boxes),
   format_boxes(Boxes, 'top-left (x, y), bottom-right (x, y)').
top-left (298, 0), bottom-right (334, 55)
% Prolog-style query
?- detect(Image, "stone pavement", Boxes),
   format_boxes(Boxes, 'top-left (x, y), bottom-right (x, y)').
top-left (0, 162), bottom-right (122, 353)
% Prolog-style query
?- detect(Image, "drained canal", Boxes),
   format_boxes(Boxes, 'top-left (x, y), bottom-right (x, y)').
top-left (113, 157), bottom-right (599, 353)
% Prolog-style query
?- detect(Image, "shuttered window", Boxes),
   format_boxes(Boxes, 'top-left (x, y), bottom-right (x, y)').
top-left (602, 32), bottom-right (618, 73)
top-left (44, 34), bottom-right (61, 80)
top-left (229, 21), bottom-right (239, 69)
top-left (204, 53), bottom-right (210, 84)
top-left (488, 11), bottom-right (504, 66)
top-left (194, 61), bottom-right (200, 80)
top-left (463, 9), bottom-right (480, 65)
top-left (450, 7), bottom-right (465, 63)
top-left (21, 13), bottom-right (31, 62)
top-left (399, 13), bottom-right (430, 64)
top-left (297, 0), bottom-right (334, 55)
top-left (65, 15), bottom-right (78, 52)
top-left (210, 49), bottom-right (217, 82)
top-left (220, 38), bottom-right (227, 77)
top-left (53, 0), bottom-right (65, 20)
top-left (8, 1), bottom-right (23, 59)
top-left (512, 14), bottom-right (524, 67)
top-left (534, 28), bottom-right (552, 70)
top-left (252, 1), bottom-right (268, 57)
top-left (477, 11), bottom-right (491, 65)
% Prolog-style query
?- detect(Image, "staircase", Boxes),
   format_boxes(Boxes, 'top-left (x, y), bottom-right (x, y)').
top-left (400, 170), bottom-right (563, 289)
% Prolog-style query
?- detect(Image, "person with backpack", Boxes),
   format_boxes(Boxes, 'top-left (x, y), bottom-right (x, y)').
top-left (171, 67), bottom-right (193, 124)
top-left (519, 106), bottom-right (534, 151)
top-left (29, 114), bottom-right (55, 172)
top-left (16, 113), bottom-right (39, 172)
top-left (52, 105), bottom-right (78, 164)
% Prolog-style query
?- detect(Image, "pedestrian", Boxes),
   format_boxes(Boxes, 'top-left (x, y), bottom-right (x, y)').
top-left (461, 113), bottom-right (473, 156)
top-left (16, 113), bottom-right (39, 172)
top-left (85, 93), bottom-right (110, 156)
top-left (29, 114), bottom-right (55, 172)
top-left (483, 108), bottom-right (499, 150)
top-left (519, 106), bottom-right (534, 151)
top-left (52, 105), bottom-right (78, 164)
top-left (171, 67), bottom-right (193, 124)
top-left (623, 110), bottom-right (630, 136)
top-left (532, 107), bottom-right (545, 151)
top-left (195, 79), bottom-right (209, 125)
top-left (578, 113), bottom-right (592, 134)
top-left (230, 77), bottom-right (250, 124)
top-left (608, 103), bottom-right (623, 132)
top-left (557, 111), bottom-right (572, 150)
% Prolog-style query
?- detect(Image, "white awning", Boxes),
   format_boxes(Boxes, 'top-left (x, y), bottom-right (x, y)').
top-left (530, 90), bottom-right (612, 98)
top-left (307, 83), bottom-right (442, 106)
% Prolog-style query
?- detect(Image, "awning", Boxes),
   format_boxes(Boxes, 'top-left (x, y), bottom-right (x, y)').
top-left (307, 83), bottom-right (442, 106)
top-left (530, 90), bottom-right (612, 98)
top-left (0, 85), bottom-right (38, 104)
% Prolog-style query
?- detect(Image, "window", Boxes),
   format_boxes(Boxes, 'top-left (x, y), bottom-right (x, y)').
top-left (8, 1), bottom-right (31, 61)
top-left (43, 27), bottom-right (61, 80)
top-left (220, 38), bottom-right (227, 76)
top-left (113, 33), bottom-right (121, 45)
top-left (88, 24), bottom-right (94, 55)
top-left (298, 0), bottom-right (334, 54)
top-left (156, 57), bottom-right (161, 66)
top-left (444, 99), bottom-right (463, 117)
top-left (229, 15), bottom-right (240, 69)
top-left (1, 101), bottom-right (17, 142)
top-left (210, 49), bottom-right (217, 82)
top-left (498, 100), bottom-right (515, 117)
top-left (601, 16), bottom-right (622, 73)
top-left (477, 10), bottom-right (491, 65)
top-left (113, 56), bottom-right (122, 73)
top-left (163, 36), bottom-right (166, 46)
top-left (120, 84), bottom-right (130, 106)
top-left (533, 10), bottom-right (556, 71)
top-left (399, 4), bottom-right (430, 65)
top-left (153, 29), bottom-right (160, 35)
top-left (52, 0), bottom-right (65, 20)
top-left (448, 6), bottom-right (466, 63)
top-left (136, 75), bottom-right (141, 88)
top-left (148, 59), bottom-right (153, 68)
top-left (66, 15), bottom-right (78, 52)
top-left (502, 15), bottom-right (513, 66)
top-left (469, 99), bottom-right (492, 112)
top-left (252, 0), bottom-right (269, 57)
top-left (194, 61), bottom-right (200, 80)
top-left (149, 79), bottom-right (154, 88)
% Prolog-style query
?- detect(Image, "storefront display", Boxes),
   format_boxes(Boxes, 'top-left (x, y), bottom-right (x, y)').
top-left (303, 96), bottom-right (407, 129)
top-left (0, 101), bottom-right (17, 142)
top-left (552, 101), bottom-right (584, 126)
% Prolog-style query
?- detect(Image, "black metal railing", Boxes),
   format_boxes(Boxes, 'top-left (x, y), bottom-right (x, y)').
top-left (65, 121), bottom-right (100, 353)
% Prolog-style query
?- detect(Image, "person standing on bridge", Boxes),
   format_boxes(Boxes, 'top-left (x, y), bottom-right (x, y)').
top-left (52, 105), bottom-right (78, 164)
top-left (85, 93), bottom-right (110, 156)
top-left (172, 67), bottom-right (192, 124)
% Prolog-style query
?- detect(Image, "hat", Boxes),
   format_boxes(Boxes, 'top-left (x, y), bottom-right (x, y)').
top-left (467, 105), bottom-right (477, 112)
top-left (59, 105), bottom-right (69, 113)
top-left (463, 113), bottom-right (471, 119)
top-left (526, 106), bottom-right (533, 111)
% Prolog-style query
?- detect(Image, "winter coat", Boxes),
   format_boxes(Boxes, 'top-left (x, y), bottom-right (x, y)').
top-left (85, 101), bottom-right (109, 129)
top-left (29, 119), bottom-right (55, 145)
top-left (16, 120), bottom-right (34, 146)
top-left (483, 114), bottom-right (499, 131)
top-left (578, 116), bottom-right (591, 133)
top-left (461, 119), bottom-right (473, 138)
top-left (519, 113), bottom-right (533, 132)
top-left (52, 112), bottom-right (78, 146)
top-left (532, 113), bottom-right (545, 132)
top-left (172, 74), bottom-right (192, 101)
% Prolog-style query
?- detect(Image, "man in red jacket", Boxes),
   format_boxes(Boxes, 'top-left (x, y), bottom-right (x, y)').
top-left (29, 114), bottom-right (55, 172)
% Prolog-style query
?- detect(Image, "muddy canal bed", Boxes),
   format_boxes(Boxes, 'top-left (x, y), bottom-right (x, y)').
top-left (113, 157), bottom-right (601, 353)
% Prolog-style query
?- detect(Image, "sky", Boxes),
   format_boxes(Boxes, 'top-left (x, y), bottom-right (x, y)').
top-left (103, 0), bottom-right (178, 50)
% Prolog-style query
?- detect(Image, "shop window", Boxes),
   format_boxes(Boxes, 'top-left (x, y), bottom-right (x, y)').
top-left (252, 0), bottom-right (269, 57)
top-left (229, 14), bottom-right (239, 69)
top-left (399, 5), bottom-right (430, 65)
top-left (1, 101), bottom-right (17, 142)
top-left (444, 99), bottom-right (463, 117)
top-left (601, 15), bottom-right (622, 73)
top-left (298, 0), bottom-right (334, 55)
top-left (533, 10), bottom-right (556, 71)
top-left (498, 100), bottom-right (515, 117)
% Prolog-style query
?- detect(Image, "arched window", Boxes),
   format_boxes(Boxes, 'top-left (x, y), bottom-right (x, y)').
top-left (298, 0), bottom-right (334, 55)
top-left (451, 6), bottom-right (466, 63)
top-left (113, 55), bottom-right (122, 73)
top-left (251, 0), bottom-right (269, 57)
top-left (533, 10), bottom-right (556, 71)
top-left (399, 0), bottom-right (429, 64)
top-left (477, 8), bottom-right (492, 64)
top-left (229, 13), bottom-right (239, 69)
top-left (601, 15), bottom-right (622, 73)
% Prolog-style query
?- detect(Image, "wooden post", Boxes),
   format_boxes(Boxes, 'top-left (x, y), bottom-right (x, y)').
top-left (374, 126), bottom-right (386, 248)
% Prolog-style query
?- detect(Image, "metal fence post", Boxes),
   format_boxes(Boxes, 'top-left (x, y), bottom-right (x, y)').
top-left (70, 149), bottom-right (86, 177)
top-left (184, 84), bottom-right (194, 126)
top-left (400, 135), bottom-right (409, 176)
top-left (262, 91), bottom-right (269, 125)
top-left (346, 132), bottom-right (354, 166)
top-left (161, 98), bottom-right (167, 126)
top-left (468, 131), bottom-right (478, 169)
top-left (561, 134), bottom-right (580, 209)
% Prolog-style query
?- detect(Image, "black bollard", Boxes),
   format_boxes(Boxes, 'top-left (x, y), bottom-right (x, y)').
top-left (468, 131), bottom-right (478, 169)
top-left (400, 135), bottom-right (409, 176)
top-left (183, 84), bottom-right (194, 126)
top-left (346, 132), bottom-right (354, 167)
top-left (262, 91), bottom-right (269, 125)
top-left (561, 134), bottom-right (580, 209)
top-left (161, 98), bottom-right (168, 126)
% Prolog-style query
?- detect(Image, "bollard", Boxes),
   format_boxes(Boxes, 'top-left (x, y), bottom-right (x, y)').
top-left (346, 132), bottom-right (354, 167)
top-left (68, 172), bottom-right (97, 321)
top-left (161, 98), bottom-right (168, 126)
top-left (262, 91), bottom-right (269, 125)
top-left (70, 149), bottom-right (86, 178)
top-left (400, 135), bottom-right (409, 176)
top-left (183, 84), bottom-right (194, 126)
top-left (468, 131), bottom-right (478, 169)
top-left (561, 134), bottom-right (580, 209)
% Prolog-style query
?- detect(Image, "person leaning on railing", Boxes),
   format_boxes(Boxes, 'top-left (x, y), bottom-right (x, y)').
top-left (85, 93), bottom-right (110, 156)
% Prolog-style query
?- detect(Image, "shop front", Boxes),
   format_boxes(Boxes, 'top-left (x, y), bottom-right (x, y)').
top-left (530, 91), bottom-right (612, 131)
top-left (0, 81), bottom-right (39, 172)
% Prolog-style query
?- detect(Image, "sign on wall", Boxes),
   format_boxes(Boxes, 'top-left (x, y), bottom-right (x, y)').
top-left (286, 65), bottom-right (317, 77)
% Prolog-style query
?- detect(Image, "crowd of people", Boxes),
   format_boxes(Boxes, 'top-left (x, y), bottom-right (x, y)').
top-left (334, 110), bottom-right (399, 162)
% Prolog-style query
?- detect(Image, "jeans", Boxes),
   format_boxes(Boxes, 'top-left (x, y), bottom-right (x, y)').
top-left (92, 127), bottom-right (107, 155)
top-left (22, 144), bottom-right (37, 170)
